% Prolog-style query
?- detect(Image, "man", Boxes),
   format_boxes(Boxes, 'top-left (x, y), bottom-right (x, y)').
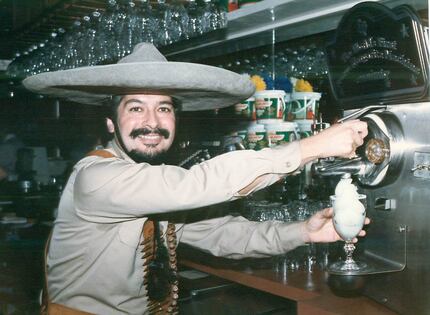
top-left (0, 127), bottom-right (24, 181)
top-left (23, 43), bottom-right (368, 315)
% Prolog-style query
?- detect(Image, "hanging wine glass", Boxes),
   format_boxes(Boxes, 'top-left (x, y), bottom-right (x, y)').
top-left (165, 0), bottom-right (189, 43)
top-left (114, 1), bottom-right (129, 59)
top-left (71, 19), bottom-right (88, 68)
top-left (62, 20), bottom-right (83, 69)
top-left (56, 29), bottom-right (72, 70)
top-left (185, 0), bottom-right (204, 39)
top-left (153, 0), bottom-right (173, 46)
top-left (88, 10), bottom-right (103, 65)
top-left (44, 30), bottom-right (62, 71)
top-left (135, 0), bottom-right (156, 45)
top-left (201, 0), bottom-right (222, 33)
top-left (26, 45), bottom-right (38, 76)
top-left (97, 0), bottom-right (121, 63)
top-left (80, 15), bottom-right (98, 66)
top-left (20, 51), bottom-right (31, 78)
top-left (29, 43), bottom-right (47, 75)
top-left (119, 1), bottom-right (140, 57)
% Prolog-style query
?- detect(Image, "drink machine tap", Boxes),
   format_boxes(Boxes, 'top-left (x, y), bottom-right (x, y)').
top-left (313, 105), bottom-right (405, 188)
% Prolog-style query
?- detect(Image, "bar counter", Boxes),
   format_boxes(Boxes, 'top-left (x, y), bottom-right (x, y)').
top-left (178, 246), bottom-right (397, 315)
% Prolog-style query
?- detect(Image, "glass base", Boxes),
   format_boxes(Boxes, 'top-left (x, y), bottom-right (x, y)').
top-left (328, 260), bottom-right (371, 276)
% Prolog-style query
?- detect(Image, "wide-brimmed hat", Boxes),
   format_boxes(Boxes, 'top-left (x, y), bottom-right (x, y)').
top-left (22, 43), bottom-right (255, 111)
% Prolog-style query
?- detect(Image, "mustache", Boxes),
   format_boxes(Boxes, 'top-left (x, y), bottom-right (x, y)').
top-left (129, 127), bottom-right (170, 139)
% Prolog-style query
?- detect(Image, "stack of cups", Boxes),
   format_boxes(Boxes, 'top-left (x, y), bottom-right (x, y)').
top-left (264, 121), bottom-right (299, 148)
top-left (253, 90), bottom-right (299, 148)
top-left (244, 122), bottom-right (267, 150)
top-left (287, 91), bottom-right (323, 188)
top-left (234, 89), bottom-right (325, 150)
top-left (254, 90), bottom-right (288, 124)
top-left (295, 119), bottom-right (314, 139)
top-left (233, 96), bottom-right (264, 150)
top-left (234, 96), bottom-right (256, 121)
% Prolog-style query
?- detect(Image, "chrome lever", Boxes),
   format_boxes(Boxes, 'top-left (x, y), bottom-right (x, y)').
top-left (312, 156), bottom-right (364, 176)
top-left (338, 105), bottom-right (388, 123)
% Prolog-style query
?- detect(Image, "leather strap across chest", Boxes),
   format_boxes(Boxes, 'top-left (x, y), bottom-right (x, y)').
top-left (142, 220), bottom-right (179, 314)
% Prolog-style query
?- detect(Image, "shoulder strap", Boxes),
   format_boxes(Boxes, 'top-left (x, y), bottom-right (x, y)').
top-left (86, 149), bottom-right (115, 158)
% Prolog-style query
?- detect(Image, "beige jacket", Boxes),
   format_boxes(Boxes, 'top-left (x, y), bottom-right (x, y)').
top-left (47, 140), bottom-right (305, 314)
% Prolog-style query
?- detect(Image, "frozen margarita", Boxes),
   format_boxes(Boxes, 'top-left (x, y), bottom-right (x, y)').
top-left (332, 174), bottom-right (366, 241)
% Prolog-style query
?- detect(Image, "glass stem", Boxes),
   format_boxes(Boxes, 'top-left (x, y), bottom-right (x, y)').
top-left (344, 241), bottom-right (356, 264)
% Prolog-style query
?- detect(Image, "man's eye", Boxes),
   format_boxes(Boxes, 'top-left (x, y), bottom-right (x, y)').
top-left (158, 106), bottom-right (173, 113)
top-left (129, 106), bottom-right (142, 112)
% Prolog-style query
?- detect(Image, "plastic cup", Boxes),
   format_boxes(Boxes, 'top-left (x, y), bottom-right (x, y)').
top-left (289, 92), bottom-right (321, 120)
top-left (254, 90), bottom-right (288, 123)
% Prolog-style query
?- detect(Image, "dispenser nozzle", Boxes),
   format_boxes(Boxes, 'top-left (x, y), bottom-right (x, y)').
top-left (312, 157), bottom-right (365, 176)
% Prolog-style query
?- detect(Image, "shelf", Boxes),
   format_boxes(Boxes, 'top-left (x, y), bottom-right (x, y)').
top-left (1, 0), bottom-right (427, 70)
top-left (164, 0), bottom-right (428, 61)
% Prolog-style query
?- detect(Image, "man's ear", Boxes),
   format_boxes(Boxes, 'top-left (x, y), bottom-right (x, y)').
top-left (106, 118), bottom-right (115, 133)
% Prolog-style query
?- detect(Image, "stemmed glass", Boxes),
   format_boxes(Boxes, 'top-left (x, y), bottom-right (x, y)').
top-left (328, 194), bottom-right (368, 275)
top-left (97, 0), bottom-right (121, 63)
top-left (201, 0), bottom-right (222, 33)
top-left (132, 0), bottom-right (156, 47)
top-left (165, 0), bottom-right (189, 43)
top-left (186, 0), bottom-right (204, 39)
top-left (151, 0), bottom-right (172, 46)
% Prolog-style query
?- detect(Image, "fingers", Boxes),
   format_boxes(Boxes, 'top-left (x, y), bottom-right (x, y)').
top-left (352, 129), bottom-right (364, 147)
top-left (358, 230), bottom-right (367, 237)
top-left (353, 120), bottom-right (369, 138)
top-left (350, 230), bottom-right (367, 243)
top-left (340, 120), bottom-right (368, 158)
top-left (345, 120), bottom-right (367, 142)
top-left (320, 207), bottom-right (333, 218)
top-left (343, 119), bottom-right (368, 136)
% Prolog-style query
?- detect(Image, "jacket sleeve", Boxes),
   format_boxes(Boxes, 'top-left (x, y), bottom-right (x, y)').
top-left (73, 142), bottom-right (302, 222)
top-left (177, 215), bottom-right (306, 259)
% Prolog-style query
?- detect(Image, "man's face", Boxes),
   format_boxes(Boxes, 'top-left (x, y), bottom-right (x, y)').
top-left (107, 94), bottom-right (176, 163)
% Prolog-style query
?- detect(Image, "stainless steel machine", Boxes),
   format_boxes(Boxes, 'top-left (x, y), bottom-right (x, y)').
top-left (314, 2), bottom-right (430, 314)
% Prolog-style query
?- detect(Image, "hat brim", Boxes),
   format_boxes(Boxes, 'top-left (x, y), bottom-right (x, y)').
top-left (22, 62), bottom-right (255, 111)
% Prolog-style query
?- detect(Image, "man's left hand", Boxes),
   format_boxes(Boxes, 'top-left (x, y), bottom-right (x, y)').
top-left (302, 207), bottom-right (370, 243)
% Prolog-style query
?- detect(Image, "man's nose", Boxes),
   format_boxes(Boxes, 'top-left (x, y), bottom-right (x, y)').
top-left (142, 109), bottom-right (159, 129)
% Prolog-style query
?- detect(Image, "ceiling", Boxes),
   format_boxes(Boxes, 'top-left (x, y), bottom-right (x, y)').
top-left (0, 0), bottom-right (106, 61)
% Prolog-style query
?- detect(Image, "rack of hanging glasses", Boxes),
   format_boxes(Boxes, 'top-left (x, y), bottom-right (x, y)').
top-left (5, 0), bottom-right (228, 79)
top-left (6, 0), bottom-right (427, 80)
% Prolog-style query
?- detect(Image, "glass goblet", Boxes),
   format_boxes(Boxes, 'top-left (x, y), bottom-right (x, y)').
top-left (328, 194), bottom-right (369, 275)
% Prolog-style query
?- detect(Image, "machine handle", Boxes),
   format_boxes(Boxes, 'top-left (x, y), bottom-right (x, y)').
top-left (338, 105), bottom-right (388, 123)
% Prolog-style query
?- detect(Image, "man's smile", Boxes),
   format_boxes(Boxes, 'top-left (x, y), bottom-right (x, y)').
top-left (130, 127), bottom-right (170, 140)
top-left (136, 133), bottom-right (163, 146)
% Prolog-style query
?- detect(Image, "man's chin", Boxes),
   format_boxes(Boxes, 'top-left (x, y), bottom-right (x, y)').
top-left (127, 149), bottom-right (170, 165)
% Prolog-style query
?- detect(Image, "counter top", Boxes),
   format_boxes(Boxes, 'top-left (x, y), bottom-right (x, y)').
top-left (178, 246), bottom-right (397, 315)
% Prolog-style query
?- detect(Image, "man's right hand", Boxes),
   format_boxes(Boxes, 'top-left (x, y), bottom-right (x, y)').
top-left (298, 119), bottom-right (368, 166)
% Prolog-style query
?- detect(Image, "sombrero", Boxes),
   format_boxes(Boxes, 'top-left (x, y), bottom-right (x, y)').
top-left (22, 43), bottom-right (255, 111)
